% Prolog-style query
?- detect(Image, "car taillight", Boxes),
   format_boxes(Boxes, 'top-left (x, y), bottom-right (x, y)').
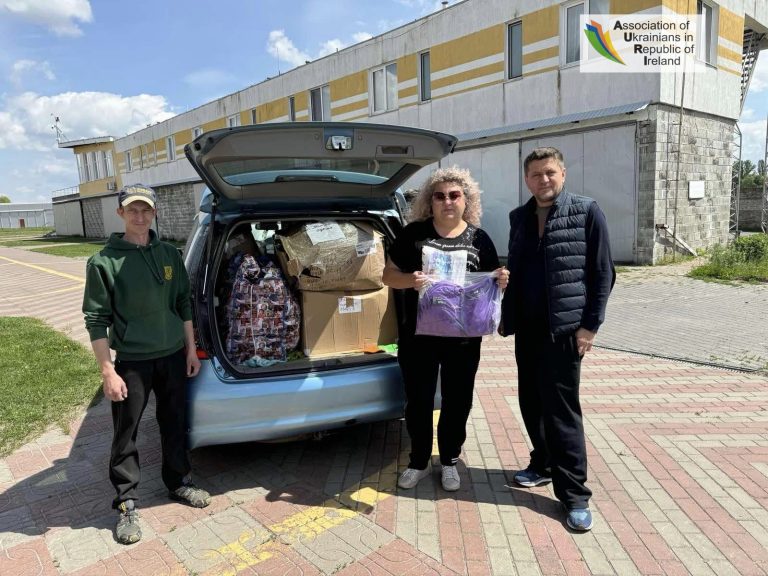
top-left (196, 348), bottom-right (209, 359)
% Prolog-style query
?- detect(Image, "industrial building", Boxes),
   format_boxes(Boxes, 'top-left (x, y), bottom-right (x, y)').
top-left (54, 0), bottom-right (768, 263)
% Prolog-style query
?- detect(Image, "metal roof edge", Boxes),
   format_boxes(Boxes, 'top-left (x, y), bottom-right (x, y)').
top-left (455, 101), bottom-right (652, 146)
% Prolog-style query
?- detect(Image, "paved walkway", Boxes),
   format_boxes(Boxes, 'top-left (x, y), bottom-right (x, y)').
top-left (1, 246), bottom-right (767, 576)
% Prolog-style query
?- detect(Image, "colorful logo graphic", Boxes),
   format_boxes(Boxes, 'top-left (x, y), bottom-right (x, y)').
top-left (584, 19), bottom-right (625, 65)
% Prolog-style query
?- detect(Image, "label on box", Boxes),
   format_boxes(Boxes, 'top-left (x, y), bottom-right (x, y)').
top-left (355, 239), bottom-right (378, 257)
top-left (305, 222), bottom-right (344, 244)
top-left (337, 297), bottom-right (362, 314)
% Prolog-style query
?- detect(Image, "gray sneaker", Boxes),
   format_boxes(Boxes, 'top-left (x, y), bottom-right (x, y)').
top-left (398, 464), bottom-right (432, 489)
top-left (441, 465), bottom-right (460, 491)
top-left (169, 483), bottom-right (211, 508)
top-left (115, 499), bottom-right (141, 545)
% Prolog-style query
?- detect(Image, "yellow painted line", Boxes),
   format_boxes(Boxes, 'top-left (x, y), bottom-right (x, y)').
top-left (207, 410), bottom-right (442, 574)
top-left (0, 255), bottom-right (85, 283)
top-left (2, 285), bottom-right (84, 301)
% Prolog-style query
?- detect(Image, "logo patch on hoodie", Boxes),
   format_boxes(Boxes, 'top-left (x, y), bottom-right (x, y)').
top-left (164, 266), bottom-right (173, 281)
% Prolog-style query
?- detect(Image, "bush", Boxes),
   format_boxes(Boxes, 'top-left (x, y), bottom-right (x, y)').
top-left (732, 233), bottom-right (768, 262)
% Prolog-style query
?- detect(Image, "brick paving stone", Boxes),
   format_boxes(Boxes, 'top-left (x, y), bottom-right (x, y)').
top-left (2, 248), bottom-right (768, 574)
top-left (0, 537), bottom-right (58, 576)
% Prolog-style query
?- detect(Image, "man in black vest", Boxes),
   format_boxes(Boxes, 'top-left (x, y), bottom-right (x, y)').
top-left (500, 147), bottom-right (615, 531)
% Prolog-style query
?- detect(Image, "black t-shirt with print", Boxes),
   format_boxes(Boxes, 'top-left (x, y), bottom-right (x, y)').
top-left (389, 218), bottom-right (500, 339)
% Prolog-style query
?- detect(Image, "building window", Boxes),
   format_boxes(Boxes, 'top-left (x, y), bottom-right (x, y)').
top-left (192, 126), bottom-right (203, 139)
top-left (507, 21), bottom-right (523, 79)
top-left (227, 114), bottom-right (240, 128)
top-left (419, 52), bottom-right (431, 102)
top-left (103, 151), bottom-right (114, 178)
top-left (166, 136), bottom-right (176, 162)
top-left (697, 0), bottom-right (715, 64)
top-left (563, 0), bottom-right (608, 65)
top-left (371, 63), bottom-right (398, 113)
top-left (288, 96), bottom-right (296, 121)
top-left (125, 150), bottom-right (132, 173)
top-left (310, 85), bottom-right (331, 120)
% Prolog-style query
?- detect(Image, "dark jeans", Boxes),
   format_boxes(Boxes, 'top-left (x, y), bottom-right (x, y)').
top-left (110, 348), bottom-right (190, 508)
top-left (398, 335), bottom-right (481, 469)
top-left (515, 330), bottom-right (591, 509)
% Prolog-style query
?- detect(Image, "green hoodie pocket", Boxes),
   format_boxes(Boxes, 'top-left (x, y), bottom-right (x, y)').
top-left (123, 312), bottom-right (184, 353)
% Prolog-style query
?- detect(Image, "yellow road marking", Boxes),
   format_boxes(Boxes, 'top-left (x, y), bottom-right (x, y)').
top-left (207, 410), bottom-right (442, 574)
top-left (2, 285), bottom-right (84, 301)
top-left (0, 255), bottom-right (84, 283)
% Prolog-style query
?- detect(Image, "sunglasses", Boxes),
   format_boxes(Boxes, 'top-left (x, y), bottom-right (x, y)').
top-left (432, 191), bottom-right (463, 202)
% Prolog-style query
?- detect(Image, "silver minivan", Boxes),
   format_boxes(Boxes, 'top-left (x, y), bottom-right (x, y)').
top-left (182, 122), bottom-right (456, 449)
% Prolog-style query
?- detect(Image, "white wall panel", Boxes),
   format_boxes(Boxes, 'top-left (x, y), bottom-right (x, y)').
top-left (520, 124), bottom-right (636, 262)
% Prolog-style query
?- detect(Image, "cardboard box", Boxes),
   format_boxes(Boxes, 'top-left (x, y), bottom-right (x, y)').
top-left (301, 287), bottom-right (398, 358)
top-left (277, 221), bottom-right (385, 291)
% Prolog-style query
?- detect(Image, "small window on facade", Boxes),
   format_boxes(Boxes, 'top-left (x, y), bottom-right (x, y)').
top-left (227, 114), bottom-right (240, 128)
top-left (192, 126), bottom-right (203, 139)
top-left (166, 136), bottom-right (176, 162)
top-left (104, 151), bottom-right (114, 178)
top-left (77, 154), bottom-right (86, 183)
top-left (508, 21), bottom-right (523, 79)
top-left (564, 2), bottom-right (584, 64)
top-left (125, 150), bottom-right (132, 173)
top-left (419, 52), bottom-right (431, 101)
top-left (251, 109), bottom-right (257, 124)
top-left (288, 96), bottom-right (296, 121)
top-left (372, 62), bottom-right (398, 113)
top-left (697, 0), bottom-right (715, 64)
top-left (310, 85), bottom-right (331, 120)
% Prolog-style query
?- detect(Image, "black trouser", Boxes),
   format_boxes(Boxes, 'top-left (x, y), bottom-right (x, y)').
top-left (398, 335), bottom-right (482, 469)
top-left (110, 348), bottom-right (190, 508)
top-left (515, 330), bottom-right (591, 509)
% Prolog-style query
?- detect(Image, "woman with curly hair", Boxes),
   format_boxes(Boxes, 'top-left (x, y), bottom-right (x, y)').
top-left (383, 166), bottom-right (509, 492)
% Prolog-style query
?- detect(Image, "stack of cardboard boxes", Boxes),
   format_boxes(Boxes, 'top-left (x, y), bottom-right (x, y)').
top-left (276, 221), bottom-right (397, 358)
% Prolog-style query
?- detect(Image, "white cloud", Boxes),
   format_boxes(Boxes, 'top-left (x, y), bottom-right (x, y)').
top-left (10, 59), bottom-right (55, 85)
top-left (267, 30), bottom-right (312, 68)
top-left (738, 117), bottom-right (767, 165)
top-left (352, 32), bottom-right (373, 43)
top-left (0, 91), bottom-right (175, 150)
top-left (0, 0), bottom-right (93, 37)
top-left (748, 54), bottom-right (768, 93)
top-left (267, 29), bottom-right (375, 69)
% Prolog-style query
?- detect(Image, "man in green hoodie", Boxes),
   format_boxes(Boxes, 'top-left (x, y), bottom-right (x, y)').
top-left (83, 184), bottom-right (210, 545)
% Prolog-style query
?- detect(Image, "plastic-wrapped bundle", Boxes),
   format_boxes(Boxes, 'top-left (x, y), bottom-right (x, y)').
top-left (415, 272), bottom-right (501, 338)
top-left (225, 254), bottom-right (301, 364)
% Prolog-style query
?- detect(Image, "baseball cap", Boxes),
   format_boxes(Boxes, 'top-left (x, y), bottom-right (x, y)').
top-left (118, 184), bottom-right (157, 208)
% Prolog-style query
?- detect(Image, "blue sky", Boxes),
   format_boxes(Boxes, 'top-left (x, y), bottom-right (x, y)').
top-left (0, 0), bottom-right (766, 204)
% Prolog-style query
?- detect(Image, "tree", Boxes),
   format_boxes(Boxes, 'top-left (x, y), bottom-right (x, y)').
top-left (758, 159), bottom-right (766, 177)
top-left (0, 195), bottom-right (10, 203)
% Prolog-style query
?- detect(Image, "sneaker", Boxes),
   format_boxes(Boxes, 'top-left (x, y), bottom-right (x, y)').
top-left (169, 483), bottom-right (211, 508)
top-left (441, 465), bottom-right (460, 492)
top-left (115, 499), bottom-right (141, 545)
top-left (513, 467), bottom-right (552, 488)
top-left (398, 464), bottom-right (432, 489)
top-left (566, 507), bottom-right (594, 531)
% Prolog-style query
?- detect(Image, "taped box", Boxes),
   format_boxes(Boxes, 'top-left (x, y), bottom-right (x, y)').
top-left (301, 287), bottom-right (398, 358)
top-left (277, 221), bottom-right (385, 291)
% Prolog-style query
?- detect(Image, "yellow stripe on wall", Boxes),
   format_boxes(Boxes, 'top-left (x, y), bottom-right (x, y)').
top-left (432, 25), bottom-right (504, 72)
top-left (522, 6), bottom-right (558, 45)
top-left (718, 6), bottom-right (744, 45)
top-left (522, 46), bottom-right (559, 66)
top-left (331, 71), bottom-right (368, 101)
top-left (718, 45), bottom-right (742, 65)
top-left (613, 0), bottom-right (662, 13)
top-left (431, 61), bottom-right (504, 91)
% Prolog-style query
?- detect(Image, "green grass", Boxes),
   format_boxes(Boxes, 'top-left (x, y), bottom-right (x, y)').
top-left (0, 317), bottom-right (102, 456)
top-left (0, 235), bottom-right (97, 248)
top-left (0, 227), bottom-right (53, 238)
top-left (689, 235), bottom-right (768, 282)
top-left (31, 243), bottom-right (106, 258)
